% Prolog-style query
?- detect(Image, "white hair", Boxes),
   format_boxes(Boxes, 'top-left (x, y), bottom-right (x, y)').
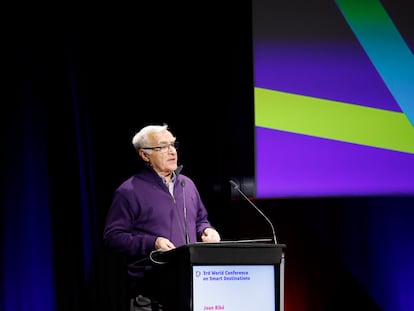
top-left (132, 124), bottom-right (169, 152)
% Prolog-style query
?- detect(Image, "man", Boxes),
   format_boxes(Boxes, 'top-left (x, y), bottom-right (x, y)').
top-left (103, 124), bottom-right (221, 310)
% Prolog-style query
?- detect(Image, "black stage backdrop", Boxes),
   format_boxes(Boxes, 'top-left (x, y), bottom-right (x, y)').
top-left (2, 3), bottom-right (251, 311)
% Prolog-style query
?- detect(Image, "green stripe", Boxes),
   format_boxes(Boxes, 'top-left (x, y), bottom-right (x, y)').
top-left (254, 87), bottom-right (414, 154)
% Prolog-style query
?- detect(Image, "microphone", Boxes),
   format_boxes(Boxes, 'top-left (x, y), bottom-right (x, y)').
top-left (229, 180), bottom-right (278, 245)
top-left (181, 179), bottom-right (190, 244)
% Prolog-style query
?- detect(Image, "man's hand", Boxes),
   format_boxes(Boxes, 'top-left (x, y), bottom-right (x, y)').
top-left (201, 228), bottom-right (221, 242)
top-left (155, 237), bottom-right (176, 250)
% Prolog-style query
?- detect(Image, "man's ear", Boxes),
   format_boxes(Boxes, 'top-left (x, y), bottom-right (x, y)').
top-left (139, 150), bottom-right (150, 162)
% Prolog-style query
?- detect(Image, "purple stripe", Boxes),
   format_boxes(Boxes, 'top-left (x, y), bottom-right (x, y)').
top-left (254, 42), bottom-right (401, 112)
top-left (256, 127), bottom-right (414, 198)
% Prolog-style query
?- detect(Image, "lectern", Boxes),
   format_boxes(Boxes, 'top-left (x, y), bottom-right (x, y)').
top-left (150, 241), bottom-right (286, 311)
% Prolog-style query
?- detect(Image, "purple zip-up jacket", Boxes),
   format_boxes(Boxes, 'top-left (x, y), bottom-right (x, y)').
top-left (103, 164), bottom-right (213, 280)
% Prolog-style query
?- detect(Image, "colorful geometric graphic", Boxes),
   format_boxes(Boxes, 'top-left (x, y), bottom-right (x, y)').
top-left (254, 0), bottom-right (414, 198)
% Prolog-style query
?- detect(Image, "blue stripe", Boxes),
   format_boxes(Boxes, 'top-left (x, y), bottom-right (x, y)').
top-left (336, 0), bottom-right (414, 127)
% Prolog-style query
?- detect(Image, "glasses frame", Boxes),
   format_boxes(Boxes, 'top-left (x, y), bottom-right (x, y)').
top-left (141, 141), bottom-right (179, 153)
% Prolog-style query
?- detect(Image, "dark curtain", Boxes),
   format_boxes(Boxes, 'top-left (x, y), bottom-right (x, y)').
top-left (2, 3), bottom-right (243, 311)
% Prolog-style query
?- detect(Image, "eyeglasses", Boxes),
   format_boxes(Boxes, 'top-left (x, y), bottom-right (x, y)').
top-left (142, 141), bottom-right (179, 153)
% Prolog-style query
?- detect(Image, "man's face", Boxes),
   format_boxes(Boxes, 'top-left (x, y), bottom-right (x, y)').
top-left (142, 130), bottom-right (178, 176)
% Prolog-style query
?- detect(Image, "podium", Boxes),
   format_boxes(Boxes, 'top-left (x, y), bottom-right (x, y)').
top-left (150, 241), bottom-right (286, 311)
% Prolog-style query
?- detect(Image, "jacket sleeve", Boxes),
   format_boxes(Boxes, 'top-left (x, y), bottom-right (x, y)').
top-left (103, 189), bottom-right (157, 257)
top-left (187, 180), bottom-right (214, 239)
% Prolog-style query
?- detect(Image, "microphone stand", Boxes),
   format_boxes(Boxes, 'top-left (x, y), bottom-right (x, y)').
top-left (229, 180), bottom-right (278, 245)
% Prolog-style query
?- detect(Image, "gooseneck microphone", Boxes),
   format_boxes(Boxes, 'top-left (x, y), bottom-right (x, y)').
top-left (229, 180), bottom-right (278, 245)
top-left (181, 179), bottom-right (190, 244)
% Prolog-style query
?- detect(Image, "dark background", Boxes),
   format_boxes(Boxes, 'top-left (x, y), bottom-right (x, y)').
top-left (3, 2), bottom-right (414, 311)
